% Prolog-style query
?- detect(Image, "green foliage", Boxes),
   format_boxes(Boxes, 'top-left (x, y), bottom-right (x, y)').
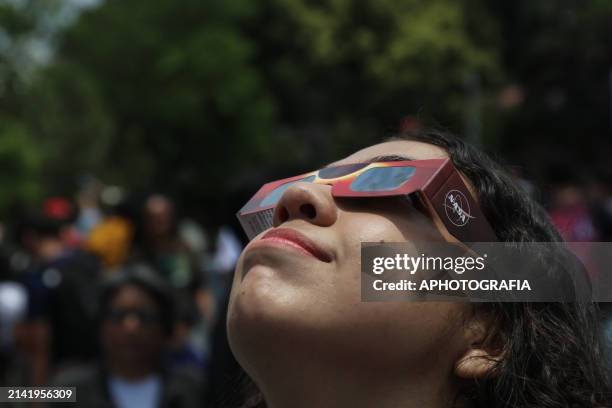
top-left (0, 0), bottom-right (505, 209)
top-left (2, 0), bottom-right (609, 215)
top-left (249, 0), bottom-right (502, 163)
top-left (28, 0), bottom-right (276, 201)
top-left (26, 61), bottom-right (116, 191)
top-left (0, 118), bottom-right (42, 210)
top-left (0, 3), bottom-right (35, 36)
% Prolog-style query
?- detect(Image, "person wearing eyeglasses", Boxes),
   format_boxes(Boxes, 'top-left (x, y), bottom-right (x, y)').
top-left (226, 130), bottom-right (611, 408)
top-left (51, 265), bottom-right (206, 408)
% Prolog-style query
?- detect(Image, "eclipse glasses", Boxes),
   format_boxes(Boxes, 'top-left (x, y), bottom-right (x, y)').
top-left (237, 158), bottom-right (498, 244)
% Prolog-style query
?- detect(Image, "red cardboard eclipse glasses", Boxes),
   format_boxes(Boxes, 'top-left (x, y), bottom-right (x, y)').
top-left (237, 158), bottom-right (498, 243)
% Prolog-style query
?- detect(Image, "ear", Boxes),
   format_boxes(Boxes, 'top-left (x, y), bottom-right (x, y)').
top-left (454, 313), bottom-right (504, 380)
top-left (454, 348), bottom-right (503, 379)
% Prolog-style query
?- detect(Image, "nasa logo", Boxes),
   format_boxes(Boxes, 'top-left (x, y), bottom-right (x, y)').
top-left (444, 190), bottom-right (475, 227)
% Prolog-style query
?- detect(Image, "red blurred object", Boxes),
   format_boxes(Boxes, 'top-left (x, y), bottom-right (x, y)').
top-left (43, 197), bottom-right (74, 220)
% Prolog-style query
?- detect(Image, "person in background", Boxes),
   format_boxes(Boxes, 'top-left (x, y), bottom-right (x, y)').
top-left (202, 224), bottom-right (243, 320)
top-left (549, 183), bottom-right (600, 242)
top-left (549, 183), bottom-right (601, 282)
top-left (75, 177), bottom-right (105, 239)
top-left (136, 195), bottom-right (202, 292)
top-left (52, 265), bottom-right (206, 408)
top-left (586, 175), bottom-right (612, 242)
top-left (86, 200), bottom-right (136, 272)
top-left (18, 197), bottom-right (101, 385)
top-left (133, 194), bottom-right (212, 371)
top-left (0, 241), bottom-right (28, 386)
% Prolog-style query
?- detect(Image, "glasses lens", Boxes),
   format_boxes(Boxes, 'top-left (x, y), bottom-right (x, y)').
top-left (350, 166), bottom-right (416, 192)
top-left (260, 175), bottom-right (316, 207)
top-left (318, 163), bottom-right (368, 180)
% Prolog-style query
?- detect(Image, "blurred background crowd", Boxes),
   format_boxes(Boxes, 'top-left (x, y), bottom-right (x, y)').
top-left (0, 0), bottom-right (612, 406)
top-left (0, 191), bottom-right (243, 406)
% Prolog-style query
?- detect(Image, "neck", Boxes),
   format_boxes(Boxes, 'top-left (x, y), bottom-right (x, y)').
top-left (250, 355), bottom-right (457, 408)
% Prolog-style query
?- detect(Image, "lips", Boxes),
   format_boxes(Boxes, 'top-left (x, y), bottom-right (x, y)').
top-left (253, 227), bottom-right (333, 263)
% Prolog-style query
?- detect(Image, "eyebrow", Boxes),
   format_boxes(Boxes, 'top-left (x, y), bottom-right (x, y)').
top-left (323, 154), bottom-right (415, 168)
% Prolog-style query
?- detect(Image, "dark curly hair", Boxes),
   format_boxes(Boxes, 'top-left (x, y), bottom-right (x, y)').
top-left (229, 129), bottom-right (612, 408)
top-left (390, 129), bottom-right (611, 408)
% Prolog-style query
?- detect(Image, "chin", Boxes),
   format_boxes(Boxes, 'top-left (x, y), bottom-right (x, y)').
top-left (229, 270), bottom-right (299, 334)
top-left (227, 272), bottom-right (326, 361)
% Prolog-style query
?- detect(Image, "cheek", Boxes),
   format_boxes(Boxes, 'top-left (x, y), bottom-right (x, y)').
top-left (323, 214), bottom-right (467, 364)
top-left (312, 301), bottom-right (470, 373)
top-left (333, 209), bottom-right (436, 273)
top-left (335, 201), bottom-right (442, 254)
top-left (336, 212), bottom-right (408, 259)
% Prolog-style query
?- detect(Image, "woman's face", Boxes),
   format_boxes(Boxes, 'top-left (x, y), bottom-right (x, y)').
top-left (228, 140), bottom-right (481, 383)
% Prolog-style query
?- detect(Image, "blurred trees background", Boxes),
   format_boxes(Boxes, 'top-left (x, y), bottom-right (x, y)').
top-left (0, 0), bottom-right (611, 218)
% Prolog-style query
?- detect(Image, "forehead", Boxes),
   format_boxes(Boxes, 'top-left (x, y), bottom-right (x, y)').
top-left (333, 140), bottom-right (448, 165)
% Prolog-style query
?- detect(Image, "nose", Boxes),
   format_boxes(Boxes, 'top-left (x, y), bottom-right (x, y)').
top-left (122, 314), bottom-right (143, 333)
top-left (272, 182), bottom-right (337, 228)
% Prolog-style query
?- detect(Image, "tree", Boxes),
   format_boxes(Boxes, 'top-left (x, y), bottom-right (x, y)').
top-left (0, 0), bottom-right (53, 214)
top-left (27, 0), bottom-right (276, 206)
top-left (247, 0), bottom-right (502, 161)
top-left (19, 0), bottom-right (506, 217)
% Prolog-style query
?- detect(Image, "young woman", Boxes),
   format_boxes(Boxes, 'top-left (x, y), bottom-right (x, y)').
top-left (226, 130), bottom-right (611, 408)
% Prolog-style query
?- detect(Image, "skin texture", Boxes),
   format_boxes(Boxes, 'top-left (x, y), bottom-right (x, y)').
top-left (227, 141), bottom-right (497, 408)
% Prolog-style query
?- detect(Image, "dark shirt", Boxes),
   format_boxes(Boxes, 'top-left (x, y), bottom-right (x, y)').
top-left (51, 363), bottom-right (206, 408)
top-left (23, 249), bottom-right (101, 363)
